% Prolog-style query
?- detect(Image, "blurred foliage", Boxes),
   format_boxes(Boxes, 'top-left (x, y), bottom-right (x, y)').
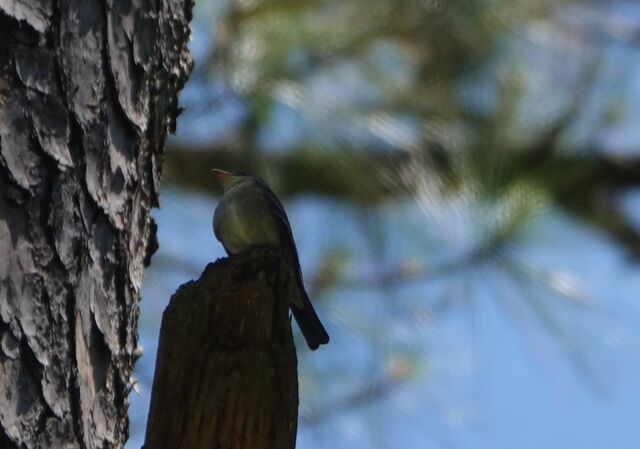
top-left (168, 0), bottom-right (640, 256)
top-left (159, 0), bottom-right (640, 439)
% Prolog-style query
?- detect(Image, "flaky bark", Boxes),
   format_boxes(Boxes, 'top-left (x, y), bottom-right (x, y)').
top-left (0, 1), bottom-right (192, 447)
top-left (144, 248), bottom-right (298, 449)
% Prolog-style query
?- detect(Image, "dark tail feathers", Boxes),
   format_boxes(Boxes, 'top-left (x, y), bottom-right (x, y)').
top-left (291, 291), bottom-right (329, 350)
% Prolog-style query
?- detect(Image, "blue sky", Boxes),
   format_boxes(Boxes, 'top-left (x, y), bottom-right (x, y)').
top-left (126, 1), bottom-right (640, 447)
top-left (127, 188), bottom-right (640, 449)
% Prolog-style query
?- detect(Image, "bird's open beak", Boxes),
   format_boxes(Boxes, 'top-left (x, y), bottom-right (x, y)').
top-left (211, 169), bottom-right (232, 184)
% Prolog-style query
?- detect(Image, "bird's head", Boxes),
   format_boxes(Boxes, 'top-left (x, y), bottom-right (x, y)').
top-left (211, 169), bottom-right (251, 191)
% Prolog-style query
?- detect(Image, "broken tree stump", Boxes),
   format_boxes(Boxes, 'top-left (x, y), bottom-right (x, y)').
top-left (143, 247), bottom-right (298, 449)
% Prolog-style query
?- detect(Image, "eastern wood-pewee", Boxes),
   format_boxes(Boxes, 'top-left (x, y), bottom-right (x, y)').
top-left (212, 169), bottom-right (330, 350)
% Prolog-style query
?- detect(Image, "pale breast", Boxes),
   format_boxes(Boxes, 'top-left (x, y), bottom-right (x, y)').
top-left (213, 182), bottom-right (281, 254)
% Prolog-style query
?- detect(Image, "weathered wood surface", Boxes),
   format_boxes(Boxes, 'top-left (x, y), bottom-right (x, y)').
top-left (0, 1), bottom-right (192, 447)
top-left (144, 247), bottom-right (298, 449)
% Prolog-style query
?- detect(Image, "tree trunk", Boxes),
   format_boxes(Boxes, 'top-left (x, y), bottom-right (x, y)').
top-left (0, 1), bottom-right (192, 447)
top-left (144, 248), bottom-right (299, 449)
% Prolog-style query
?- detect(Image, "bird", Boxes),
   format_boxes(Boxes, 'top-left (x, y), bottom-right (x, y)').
top-left (212, 168), bottom-right (330, 350)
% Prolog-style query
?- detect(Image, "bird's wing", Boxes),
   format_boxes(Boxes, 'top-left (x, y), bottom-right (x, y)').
top-left (258, 180), bottom-right (329, 348)
top-left (257, 180), bottom-right (302, 273)
top-left (256, 179), bottom-right (309, 303)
